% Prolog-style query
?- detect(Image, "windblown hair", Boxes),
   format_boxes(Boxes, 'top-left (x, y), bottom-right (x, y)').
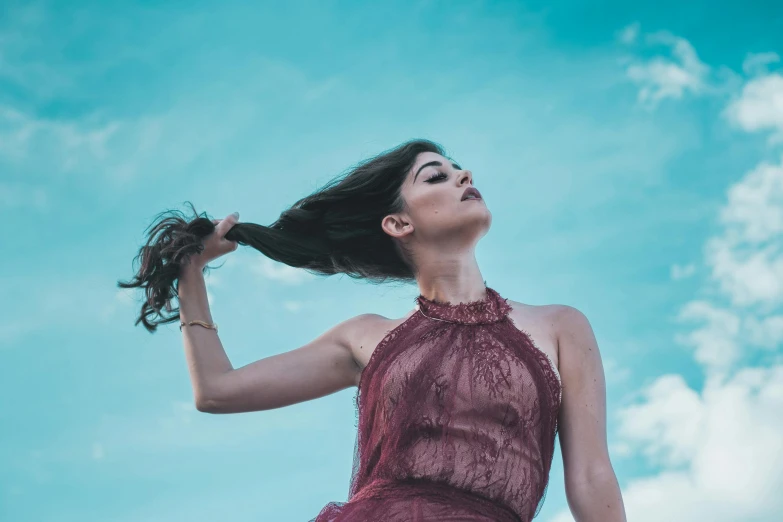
top-left (118, 138), bottom-right (446, 332)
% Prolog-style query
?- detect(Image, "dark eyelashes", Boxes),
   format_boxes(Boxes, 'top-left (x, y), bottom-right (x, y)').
top-left (425, 172), bottom-right (448, 183)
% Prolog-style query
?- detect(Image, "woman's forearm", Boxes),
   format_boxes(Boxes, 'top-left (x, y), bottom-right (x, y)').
top-left (178, 264), bottom-right (234, 408)
top-left (570, 469), bottom-right (627, 522)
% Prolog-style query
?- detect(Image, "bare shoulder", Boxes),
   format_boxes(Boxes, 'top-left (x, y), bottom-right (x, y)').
top-left (335, 312), bottom-right (384, 354)
top-left (324, 313), bottom-right (380, 387)
top-left (549, 304), bottom-right (592, 335)
top-left (510, 301), bottom-right (588, 327)
top-left (505, 299), bottom-right (564, 368)
top-left (341, 310), bottom-right (418, 385)
top-left (506, 299), bottom-right (563, 320)
top-left (546, 305), bottom-right (598, 366)
top-left (506, 301), bottom-right (594, 364)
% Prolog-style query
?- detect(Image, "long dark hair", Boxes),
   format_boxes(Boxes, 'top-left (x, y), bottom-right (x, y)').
top-left (118, 138), bottom-right (446, 333)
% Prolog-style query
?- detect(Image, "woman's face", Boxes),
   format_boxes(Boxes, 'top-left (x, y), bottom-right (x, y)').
top-left (384, 151), bottom-right (492, 245)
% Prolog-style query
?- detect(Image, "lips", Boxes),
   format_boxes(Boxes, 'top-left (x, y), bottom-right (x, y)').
top-left (461, 187), bottom-right (482, 201)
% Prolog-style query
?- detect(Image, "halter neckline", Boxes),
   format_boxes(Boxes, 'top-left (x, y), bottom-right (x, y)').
top-left (414, 285), bottom-right (512, 325)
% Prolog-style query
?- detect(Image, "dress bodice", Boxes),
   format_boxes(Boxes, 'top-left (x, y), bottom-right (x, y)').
top-left (312, 286), bottom-right (562, 522)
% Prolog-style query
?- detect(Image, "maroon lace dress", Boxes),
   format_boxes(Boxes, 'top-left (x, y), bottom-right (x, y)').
top-left (311, 286), bottom-right (562, 522)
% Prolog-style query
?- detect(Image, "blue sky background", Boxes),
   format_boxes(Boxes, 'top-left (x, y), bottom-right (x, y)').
top-left (1, 1), bottom-right (782, 520)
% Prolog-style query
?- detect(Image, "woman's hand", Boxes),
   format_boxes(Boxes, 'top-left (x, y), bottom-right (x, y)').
top-left (184, 212), bottom-right (241, 271)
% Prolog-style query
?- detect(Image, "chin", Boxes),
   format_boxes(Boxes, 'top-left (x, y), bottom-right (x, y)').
top-left (476, 206), bottom-right (492, 224)
top-left (467, 211), bottom-right (492, 234)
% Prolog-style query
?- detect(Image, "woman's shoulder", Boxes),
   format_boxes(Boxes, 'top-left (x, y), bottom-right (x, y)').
top-left (507, 299), bottom-right (582, 322)
top-left (342, 310), bottom-right (418, 375)
top-left (350, 309), bottom-right (419, 343)
top-left (505, 300), bottom-right (586, 368)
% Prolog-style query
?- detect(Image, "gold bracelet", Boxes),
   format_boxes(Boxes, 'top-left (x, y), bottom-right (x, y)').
top-left (179, 320), bottom-right (218, 333)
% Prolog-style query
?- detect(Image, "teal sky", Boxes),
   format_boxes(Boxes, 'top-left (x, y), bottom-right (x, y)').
top-left (2, 1), bottom-right (782, 521)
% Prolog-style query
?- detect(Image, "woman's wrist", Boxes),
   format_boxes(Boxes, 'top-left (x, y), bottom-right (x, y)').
top-left (179, 260), bottom-right (205, 280)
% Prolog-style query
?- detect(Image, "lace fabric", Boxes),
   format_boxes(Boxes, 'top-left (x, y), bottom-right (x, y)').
top-left (311, 286), bottom-right (562, 522)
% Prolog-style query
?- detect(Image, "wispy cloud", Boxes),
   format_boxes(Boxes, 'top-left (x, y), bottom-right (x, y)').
top-left (617, 22), bottom-right (640, 45)
top-left (91, 399), bottom-right (331, 455)
top-left (620, 49), bottom-right (783, 522)
top-left (0, 180), bottom-right (48, 211)
top-left (670, 263), bottom-right (696, 280)
top-left (613, 365), bottom-right (783, 520)
top-left (742, 52), bottom-right (781, 76)
top-left (0, 273), bottom-right (152, 346)
top-left (675, 300), bottom-right (742, 373)
top-left (0, 3), bottom-right (75, 99)
top-left (553, 30), bottom-right (783, 522)
top-left (251, 257), bottom-right (316, 285)
top-left (706, 157), bottom-right (783, 308)
top-left (744, 314), bottom-right (783, 349)
top-left (283, 300), bottom-right (306, 312)
top-left (617, 373), bottom-right (705, 468)
top-left (725, 73), bottom-right (783, 144)
top-left (621, 26), bottom-right (710, 107)
top-left (0, 105), bottom-right (122, 170)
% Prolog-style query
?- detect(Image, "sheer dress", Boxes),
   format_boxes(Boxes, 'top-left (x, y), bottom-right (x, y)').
top-left (311, 286), bottom-right (562, 521)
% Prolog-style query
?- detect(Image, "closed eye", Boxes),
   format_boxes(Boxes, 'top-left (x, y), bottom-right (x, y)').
top-left (425, 172), bottom-right (447, 183)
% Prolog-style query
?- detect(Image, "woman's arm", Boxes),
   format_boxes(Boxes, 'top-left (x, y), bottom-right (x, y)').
top-left (555, 305), bottom-right (627, 522)
top-left (178, 263), bottom-right (233, 409)
top-left (178, 263), bottom-right (362, 414)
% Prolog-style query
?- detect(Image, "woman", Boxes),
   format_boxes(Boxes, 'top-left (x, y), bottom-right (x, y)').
top-left (119, 139), bottom-right (626, 521)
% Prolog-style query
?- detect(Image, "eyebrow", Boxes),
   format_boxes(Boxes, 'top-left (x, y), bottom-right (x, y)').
top-left (413, 161), bottom-right (462, 183)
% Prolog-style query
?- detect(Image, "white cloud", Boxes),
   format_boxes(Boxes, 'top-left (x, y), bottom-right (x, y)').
top-left (303, 77), bottom-right (343, 103)
top-left (675, 300), bottom-right (741, 373)
top-left (0, 99), bottom-right (248, 195)
top-left (625, 31), bottom-right (710, 106)
top-left (252, 257), bottom-right (316, 285)
top-left (616, 374), bottom-right (705, 467)
top-left (725, 73), bottom-right (783, 143)
top-left (552, 365), bottom-right (783, 522)
top-left (283, 300), bottom-right (305, 312)
top-left (743, 314), bottom-right (783, 349)
top-left (0, 4), bottom-right (76, 100)
top-left (706, 158), bottom-right (783, 308)
top-left (670, 262), bottom-right (696, 280)
top-left (720, 157), bottom-right (783, 243)
top-left (618, 150), bottom-right (783, 519)
top-left (0, 181), bottom-right (48, 210)
top-left (603, 357), bottom-right (631, 383)
top-left (99, 287), bottom-right (138, 323)
top-left (92, 399), bottom-right (332, 454)
top-left (742, 52), bottom-right (781, 77)
top-left (608, 440), bottom-right (633, 458)
top-left (632, 366), bottom-right (783, 521)
top-left (91, 442), bottom-right (105, 460)
top-left (0, 13), bottom-right (345, 193)
top-left (582, 37), bottom-right (783, 521)
top-left (618, 22), bottom-right (640, 45)
top-left (607, 136), bottom-right (783, 522)
top-left (0, 105), bottom-right (121, 169)
top-left (706, 234), bottom-right (783, 309)
top-left (0, 318), bottom-right (39, 349)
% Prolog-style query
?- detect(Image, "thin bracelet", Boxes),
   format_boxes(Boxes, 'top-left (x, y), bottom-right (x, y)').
top-left (180, 320), bottom-right (218, 333)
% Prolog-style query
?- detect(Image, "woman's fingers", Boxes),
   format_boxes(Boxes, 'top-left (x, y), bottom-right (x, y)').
top-left (215, 212), bottom-right (239, 239)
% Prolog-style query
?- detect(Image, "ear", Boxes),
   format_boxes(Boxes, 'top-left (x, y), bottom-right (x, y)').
top-left (381, 212), bottom-right (413, 239)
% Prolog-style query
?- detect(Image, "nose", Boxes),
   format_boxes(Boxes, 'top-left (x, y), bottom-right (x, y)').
top-left (459, 169), bottom-right (473, 185)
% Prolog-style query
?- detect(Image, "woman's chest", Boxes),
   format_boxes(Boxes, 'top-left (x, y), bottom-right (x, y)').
top-left (352, 301), bottom-right (560, 385)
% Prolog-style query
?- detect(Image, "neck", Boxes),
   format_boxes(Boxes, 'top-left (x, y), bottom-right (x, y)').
top-left (414, 250), bottom-right (487, 305)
